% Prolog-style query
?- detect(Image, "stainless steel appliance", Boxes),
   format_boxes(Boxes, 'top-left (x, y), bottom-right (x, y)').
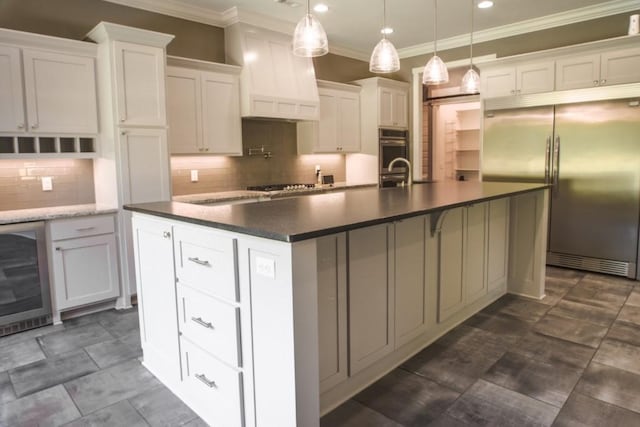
top-left (379, 128), bottom-right (409, 187)
top-left (0, 221), bottom-right (52, 336)
top-left (483, 97), bottom-right (640, 278)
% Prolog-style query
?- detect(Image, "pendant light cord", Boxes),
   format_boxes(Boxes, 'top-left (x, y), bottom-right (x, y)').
top-left (470, 0), bottom-right (474, 68)
top-left (433, 0), bottom-right (438, 55)
top-left (383, 0), bottom-right (387, 39)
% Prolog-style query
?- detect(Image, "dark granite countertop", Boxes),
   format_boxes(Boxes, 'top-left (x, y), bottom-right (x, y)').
top-left (125, 181), bottom-right (549, 242)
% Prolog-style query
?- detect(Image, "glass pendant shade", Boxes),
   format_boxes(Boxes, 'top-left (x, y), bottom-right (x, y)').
top-left (461, 68), bottom-right (480, 93)
top-left (422, 55), bottom-right (449, 85)
top-left (292, 13), bottom-right (329, 57)
top-left (370, 38), bottom-right (400, 73)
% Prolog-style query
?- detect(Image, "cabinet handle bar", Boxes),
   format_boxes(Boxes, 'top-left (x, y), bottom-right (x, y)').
top-left (188, 257), bottom-right (211, 267)
top-left (195, 373), bottom-right (217, 388)
top-left (191, 316), bottom-right (214, 329)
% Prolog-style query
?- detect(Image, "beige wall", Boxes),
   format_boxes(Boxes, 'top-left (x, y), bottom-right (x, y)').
top-left (171, 120), bottom-right (345, 194)
top-left (0, 160), bottom-right (95, 211)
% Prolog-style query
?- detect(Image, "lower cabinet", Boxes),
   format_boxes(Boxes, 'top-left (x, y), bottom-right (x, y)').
top-left (48, 215), bottom-right (120, 322)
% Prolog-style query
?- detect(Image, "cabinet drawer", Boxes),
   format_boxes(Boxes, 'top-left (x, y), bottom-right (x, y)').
top-left (49, 215), bottom-right (115, 241)
top-left (181, 338), bottom-right (244, 427)
top-left (174, 226), bottom-right (238, 302)
top-left (178, 285), bottom-right (241, 367)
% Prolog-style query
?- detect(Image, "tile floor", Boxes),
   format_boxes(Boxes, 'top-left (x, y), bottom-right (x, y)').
top-left (0, 267), bottom-right (639, 426)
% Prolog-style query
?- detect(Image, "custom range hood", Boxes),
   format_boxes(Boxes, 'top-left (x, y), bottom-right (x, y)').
top-left (225, 23), bottom-right (320, 121)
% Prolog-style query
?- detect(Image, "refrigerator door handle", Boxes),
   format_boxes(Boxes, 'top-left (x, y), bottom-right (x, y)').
top-left (545, 136), bottom-right (552, 183)
top-left (553, 135), bottom-right (561, 191)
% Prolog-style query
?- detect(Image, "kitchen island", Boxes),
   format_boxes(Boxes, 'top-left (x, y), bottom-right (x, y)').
top-left (125, 181), bottom-right (549, 427)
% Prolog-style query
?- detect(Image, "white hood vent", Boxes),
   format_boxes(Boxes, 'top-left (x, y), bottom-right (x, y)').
top-left (225, 23), bottom-right (319, 121)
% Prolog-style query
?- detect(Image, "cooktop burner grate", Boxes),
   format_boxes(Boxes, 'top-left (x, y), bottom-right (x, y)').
top-left (247, 184), bottom-right (315, 191)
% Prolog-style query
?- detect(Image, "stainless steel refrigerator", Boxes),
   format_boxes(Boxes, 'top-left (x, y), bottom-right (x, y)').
top-left (483, 98), bottom-right (640, 279)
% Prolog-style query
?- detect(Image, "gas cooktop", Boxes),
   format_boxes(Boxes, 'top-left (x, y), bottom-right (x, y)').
top-left (247, 184), bottom-right (315, 192)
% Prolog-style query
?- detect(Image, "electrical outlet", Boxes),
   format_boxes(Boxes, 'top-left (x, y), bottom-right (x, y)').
top-left (42, 176), bottom-right (53, 191)
top-left (190, 170), bottom-right (198, 182)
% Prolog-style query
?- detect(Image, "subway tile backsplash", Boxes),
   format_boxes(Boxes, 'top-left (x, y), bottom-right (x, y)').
top-left (171, 120), bottom-right (347, 195)
top-left (0, 159), bottom-right (95, 211)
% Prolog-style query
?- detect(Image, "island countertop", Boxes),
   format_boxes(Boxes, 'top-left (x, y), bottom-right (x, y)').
top-left (124, 181), bottom-right (549, 242)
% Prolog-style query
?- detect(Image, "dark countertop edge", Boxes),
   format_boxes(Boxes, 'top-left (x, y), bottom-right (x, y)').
top-left (125, 184), bottom-right (550, 243)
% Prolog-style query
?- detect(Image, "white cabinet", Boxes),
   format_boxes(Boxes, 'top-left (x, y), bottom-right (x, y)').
top-left (167, 61), bottom-right (242, 155)
top-left (297, 80), bottom-right (361, 154)
top-left (0, 45), bottom-right (97, 134)
top-left (0, 45), bottom-right (25, 133)
top-left (464, 204), bottom-right (488, 303)
top-left (487, 198), bottom-right (510, 294)
top-left (119, 128), bottom-right (171, 204)
top-left (481, 61), bottom-right (554, 98)
top-left (378, 86), bottom-right (408, 128)
top-left (48, 215), bottom-right (119, 323)
top-left (316, 233), bottom-right (348, 392)
top-left (348, 223), bottom-right (394, 375)
top-left (113, 41), bottom-right (167, 127)
top-left (556, 47), bottom-right (640, 90)
top-left (437, 207), bottom-right (465, 322)
top-left (131, 215), bottom-right (181, 387)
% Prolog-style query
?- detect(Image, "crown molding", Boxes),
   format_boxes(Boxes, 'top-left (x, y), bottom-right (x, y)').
top-left (399, 0), bottom-right (639, 59)
top-left (103, 0), bottom-right (228, 27)
top-left (0, 27), bottom-right (97, 55)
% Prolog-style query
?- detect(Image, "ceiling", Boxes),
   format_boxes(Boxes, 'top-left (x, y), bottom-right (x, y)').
top-left (105, 0), bottom-right (638, 59)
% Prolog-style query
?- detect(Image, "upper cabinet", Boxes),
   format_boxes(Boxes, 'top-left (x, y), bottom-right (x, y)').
top-left (0, 45), bottom-right (26, 133)
top-left (556, 47), bottom-right (640, 90)
top-left (481, 61), bottom-right (554, 98)
top-left (113, 41), bottom-right (167, 127)
top-left (297, 80), bottom-right (361, 154)
top-left (167, 58), bottom-right (242, 155)
top-left (378, 85), bottom-right (408, 128)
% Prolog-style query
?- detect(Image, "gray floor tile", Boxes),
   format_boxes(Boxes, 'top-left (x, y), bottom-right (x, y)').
top-left (9, 349), bottom-right (99, 397)
top-left (38, 323), bottom-right (114, 357)
top-left (563, 281), bottom-right (628, 311)
top-left (0, 338), bottom-right (45, 372)
top-left (607, 320), bottom-right (640, 346)
top-left (481, 295), bottom-right (551, 323)
top-left (540, 278), bottom-right (574, 306)
top-left (65, 359), bottom-right (160, 415)
top-left (84, 338), bottom-right (142, 369)
top-left (354, 368), bottom-right (459, 426)
top-left (446, 379), bottom-right (559, 427)
top-left (463, 312), bottom-right (532, 342)
top-left (181, 418), bottom-right (209, 427)
top-left (581, 273), bottom-right (636, 291)
top-left (592, 338), bottom-right (640, 376)
top-left (97, 310), bottom-right (140, 339)
top-left (63, 400), bottom-right (149, 427)
top-left (0, 384), bottom-right (80, 427)
top-left (546, 267), bottom-right (584, 283)
top-left (534, 313), bottom-right (608, 348)
top-left (320, 400), bottom-right (402, 427)
top-left (120, 330), bottom-right (143, 352)
top-left (575, 362), bottom-right (640, 413)
top-left (0, 323), bottom-right (65, 347)
top-left (433, 324), bottom-right (516, 351)
top-left (402, 330), bottom-right (508, 393)
top-left (617, 305), bottom-right (640, 326)
top-left (483, 351), bottom-right (583, 407)
top-left (512, 332), bottom-right (595, 369)
top-left (549, 299), bottom-right (618, 327)
top-left (130, 385), bottom-right (198, 427)
top-left (553, 392), bottom-right (640, 427)
top-left (0, 370), bottom-right (16, 405)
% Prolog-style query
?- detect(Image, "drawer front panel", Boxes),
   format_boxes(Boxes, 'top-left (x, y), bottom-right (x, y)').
top-left (174, 226), bottom-right (238, 302)
top-left (178, 285), bottom-right (241, 367)
top-left (181, 338), bottom-right (244, 427)
top-left (49, 215), bottom-right (115, 241)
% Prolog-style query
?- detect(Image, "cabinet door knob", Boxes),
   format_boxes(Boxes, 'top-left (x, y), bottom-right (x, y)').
top-left (510, 89), bottom-right (515, 94)
top-left (55, 247), bottom-right (61, 251)
top-left (31, 124), bottom-right (38, 129)
top-left (120, 117), bottom-right (125, 122)
top-left (162, 231), bottom-right (171, 239)
top-left (120, 131), bottom-right (127, 136)
top-left (593, 80), bottom-right (599, 86)
top-left (601, 79), bottom-right (607, 85)
top-left (17, 123), bottom-right (24, 129)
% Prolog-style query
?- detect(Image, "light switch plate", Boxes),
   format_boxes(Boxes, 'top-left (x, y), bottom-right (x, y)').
top-left (190, 170), bottom-right (198, 182)
top-left (255, 256), bottom-right (276, 279)
top-left (42, 176), bottom-right (53, 191)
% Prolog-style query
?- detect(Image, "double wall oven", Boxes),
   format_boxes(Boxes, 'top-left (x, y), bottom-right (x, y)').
top-left (0, 222), bottom-right (52, 336)
top-left (379, 128), bottom-right (410, 187)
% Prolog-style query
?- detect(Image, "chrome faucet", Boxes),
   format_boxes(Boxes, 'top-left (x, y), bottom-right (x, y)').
top-left (387, 157), bottom-right (412, 186)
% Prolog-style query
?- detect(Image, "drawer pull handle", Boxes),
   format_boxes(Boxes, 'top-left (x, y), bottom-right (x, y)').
top-left (191, 316), bottom-right (214, 329)
top-left (188, 257), bottom-right (211, 267)
top-left (195, 373), bottom-right (217, 388)
top-left (75, 226), bottom-right (95, 232)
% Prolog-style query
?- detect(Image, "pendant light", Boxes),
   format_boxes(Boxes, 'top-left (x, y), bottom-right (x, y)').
top-left (422, 0), bottom-right (449, 85)
top-left (370, 0), bottom-right (400, 73)
top-left (292, 0), bottom-right (329, 57)
top-left (461, 0), bottom-right (480, 93)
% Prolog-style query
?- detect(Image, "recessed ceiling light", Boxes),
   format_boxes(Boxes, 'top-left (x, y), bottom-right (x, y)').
top-left (314, 3), bottom-right (329, 13)
top-left (381, 27), bottom-right (394, 35)
top-left (477, 0), bottom-right (493, 8)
